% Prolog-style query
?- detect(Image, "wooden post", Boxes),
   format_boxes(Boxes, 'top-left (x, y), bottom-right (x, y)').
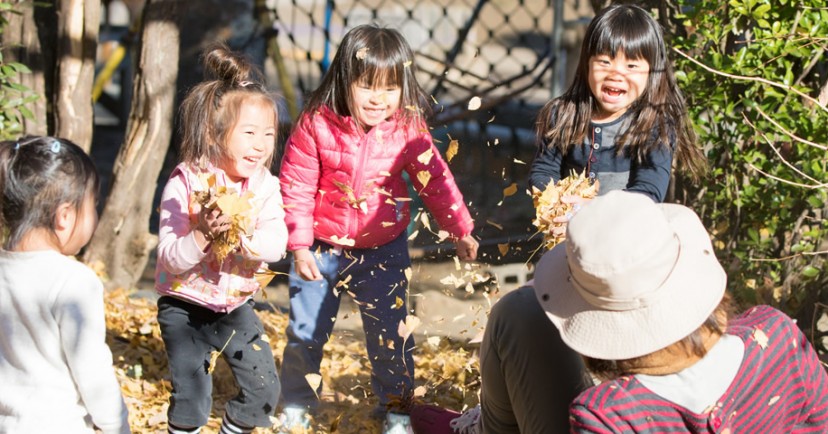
top-left (82, 0), bottom-right (179, 290)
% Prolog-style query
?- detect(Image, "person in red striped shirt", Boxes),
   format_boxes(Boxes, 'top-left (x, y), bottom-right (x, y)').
top-left (534, 190), bottom-right (828, 433)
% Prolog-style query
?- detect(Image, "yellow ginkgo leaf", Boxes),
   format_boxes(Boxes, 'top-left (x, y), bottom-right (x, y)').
top-left (330, 235), bottom-right (356, 247)
top-left (398, 315), bottom-right (421, 341)
top-left (498, 243), bottom-right (509, 256)
top-left (416, 171), bottom-right (431, 188)
top-left (417, 148), bottom-right (434, 165)
top-left (447, 139), bottom-right (459, 163)
top-left (503, 183), bottom-right (517, 198)
top-left (753, 327), bottom-right (769, 349)
top-left (305, 373), bottom-right (322, 398)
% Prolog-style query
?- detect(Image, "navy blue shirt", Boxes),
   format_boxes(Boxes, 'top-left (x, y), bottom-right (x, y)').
top-left (529, 113), bottom-right (673, 202)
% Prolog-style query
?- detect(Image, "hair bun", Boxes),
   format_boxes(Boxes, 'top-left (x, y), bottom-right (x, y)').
top-left (202, 42), bottom-right (259, 86)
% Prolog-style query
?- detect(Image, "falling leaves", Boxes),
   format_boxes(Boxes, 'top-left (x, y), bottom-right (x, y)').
top-left (416, 170), bottom-right (432, 188)
top-left (446, 139), bottom-right (459, 163)
top-left (207, 330), bottom-right (236, 374)
top-left (398, 315), bottom-right (422, 341)
top-left (497, 243), bottom-right (509, 256)
top-left (417, 148), bottom-right (434, 165)
top-left (306, 373), bottom-right (323, 398)
top-left (752, 327), bottom-right (769, 349)
top-left (467, 96), bottom-right (481, 111)
top-left (330, 234), bottom-right (356, 247)
top-left (532, 170), bottom-right (600, 250)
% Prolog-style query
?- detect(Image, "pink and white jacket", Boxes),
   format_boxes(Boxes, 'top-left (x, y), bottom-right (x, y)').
top-left (155, 162), bottom-right (288, 313)
top-left (279, 106), bottom-right (474, 251)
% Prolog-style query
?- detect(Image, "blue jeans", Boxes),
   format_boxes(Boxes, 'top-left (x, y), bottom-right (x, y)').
top-left (279, 233), bottom-right (415, 413)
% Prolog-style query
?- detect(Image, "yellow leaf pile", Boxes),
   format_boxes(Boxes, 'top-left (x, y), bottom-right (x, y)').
top-left (191, 174), bottom-right (255, 263)
top-left (105, 288), bottom-right (481, 433)
top-left (531, 171), bottom-right (599, 250)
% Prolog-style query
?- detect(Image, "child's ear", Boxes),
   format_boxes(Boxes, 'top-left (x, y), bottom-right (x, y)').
top-left (54, 202), bottom-right (77, 245)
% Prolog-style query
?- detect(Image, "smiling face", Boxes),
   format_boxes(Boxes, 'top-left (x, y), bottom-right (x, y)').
top-left (350, 78), bottom-right (402, 131)
top-left (222, 99), bottom-right (277, 182)
top-left (588, 50), bottom-right (650, 122)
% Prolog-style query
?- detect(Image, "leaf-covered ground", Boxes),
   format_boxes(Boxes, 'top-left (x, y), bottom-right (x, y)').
top-left (105, 288), bottom-right (482, 433)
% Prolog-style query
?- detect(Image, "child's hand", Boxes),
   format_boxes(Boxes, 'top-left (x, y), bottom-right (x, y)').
top-left (193, 203), bottom-right (232, 249)
top-left (293, 248), bottom-right (322, 281)
top-left (551, 195), bottom-right (591, 237)
top-left (455, 235), bottom-right (479, 261)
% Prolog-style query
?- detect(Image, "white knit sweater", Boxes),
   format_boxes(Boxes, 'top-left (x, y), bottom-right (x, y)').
top-left (0, 249), bottom-right (130, 434)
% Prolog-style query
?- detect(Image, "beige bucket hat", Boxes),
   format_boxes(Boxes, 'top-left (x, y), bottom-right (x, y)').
top-left (534, 190), bottom-right (727, 360)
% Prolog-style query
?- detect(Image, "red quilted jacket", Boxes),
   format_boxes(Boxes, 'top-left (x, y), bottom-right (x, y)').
top-left (279, 106), bottom-right (474, 250)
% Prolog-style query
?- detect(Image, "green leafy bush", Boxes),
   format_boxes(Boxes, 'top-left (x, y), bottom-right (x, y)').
top-left (0, 1), bottom-right (37, 140)
top-left (674, 0), bottom-right (827, 328)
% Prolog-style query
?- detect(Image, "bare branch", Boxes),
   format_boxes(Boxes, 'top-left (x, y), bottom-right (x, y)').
top-left (673, 47), bottom-right (828, 113)
top-left (747, 163), bottom-right (828, 189)
top-left (742, 113), bottom-right (822, 185)
top-left (753, 106), bottom-right (827, 151)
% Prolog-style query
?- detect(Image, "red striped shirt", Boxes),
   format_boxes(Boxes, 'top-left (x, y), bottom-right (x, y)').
top-left (570, 306), bottom-right (828, 433)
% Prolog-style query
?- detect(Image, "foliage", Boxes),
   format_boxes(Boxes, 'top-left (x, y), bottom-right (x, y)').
top-left (0, 1), bottom-right (37, 141)
top-left (673, 0), bottom-right (828, 325)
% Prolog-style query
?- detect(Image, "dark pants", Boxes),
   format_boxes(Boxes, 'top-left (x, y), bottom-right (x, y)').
top-left (480, 286), bottom-right (591, 433)
top-left (157, 297), bottom-right (280, 428)
top-left (280, 233), bottom-right (414, 414)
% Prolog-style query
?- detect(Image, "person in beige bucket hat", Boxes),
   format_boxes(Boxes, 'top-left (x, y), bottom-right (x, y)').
top-left (534, 190), bottom-right (828, 432)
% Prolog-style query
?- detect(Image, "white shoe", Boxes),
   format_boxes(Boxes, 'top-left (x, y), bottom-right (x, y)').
top-left (383, 412), bottom-right (414, 434)
top-left (276, 406), bottom-right (311, 433)
top-left (450, 404), bottom-right (481, 434)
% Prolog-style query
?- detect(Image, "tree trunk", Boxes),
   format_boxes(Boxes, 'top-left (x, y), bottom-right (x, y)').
top-left (82, 0), bottom-right (179, 290)
top-left (53, 0), bottom-right (99, 152)
top-left (0, 1), bottom-right (48, 135)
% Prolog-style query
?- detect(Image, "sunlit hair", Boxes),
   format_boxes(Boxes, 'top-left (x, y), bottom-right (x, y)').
top-left (178, 42), bottom-right (278, 170)
top-left (584, 293), bottom-right (733, 382)
top-left (0, 136), bottom-right (99, 250)
top-left (535, 4), bottom-right (705, 179)
top-left (302, 23), bottom-right (429, 131)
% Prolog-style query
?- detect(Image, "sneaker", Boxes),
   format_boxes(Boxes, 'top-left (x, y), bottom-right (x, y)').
top-left (449, 404), bottom-right (481, 434)
top-left (275, 406), bottom-right (311, 433)
top-left (383, 412), bottom-right (414, 434)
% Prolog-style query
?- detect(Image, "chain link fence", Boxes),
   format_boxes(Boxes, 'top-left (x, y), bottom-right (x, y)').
top-left (266, 0), bottom-right (595, 259)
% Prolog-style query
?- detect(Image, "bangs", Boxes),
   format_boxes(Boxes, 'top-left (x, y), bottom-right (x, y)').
top-left (587, 9), bottom-right (661, 64)
top-left (354, 50), bottom-right (404, 88)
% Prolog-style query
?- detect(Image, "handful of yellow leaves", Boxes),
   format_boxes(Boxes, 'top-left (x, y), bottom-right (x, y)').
top-left (531, 171), bottom-right (600, 250)
top-left (190, 173), bottom-right (255, 263)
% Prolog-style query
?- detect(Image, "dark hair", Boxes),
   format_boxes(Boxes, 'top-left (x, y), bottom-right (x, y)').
top-left (584, 293), bottom-right (733, 381)
top-left (178, 42), bottom-right (278, 169)
top-left (535, 4), bottom-right (705, 179)
top-left (0, 136), bottom-right (99, 250)
top-left (302, 24), bottom-right (429, 131)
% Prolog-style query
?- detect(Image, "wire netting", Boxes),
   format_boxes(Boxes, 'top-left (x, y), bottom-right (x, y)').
top-left (267, 0), bottom-right (558, 257)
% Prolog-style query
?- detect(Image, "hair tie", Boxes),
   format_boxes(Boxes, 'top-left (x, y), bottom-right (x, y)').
top-left (238, 80), bottom-right (253, 88)
top-left (50, 139), bottom-right (61, 154)
top-left (13, 142), bottom-right (19, 151)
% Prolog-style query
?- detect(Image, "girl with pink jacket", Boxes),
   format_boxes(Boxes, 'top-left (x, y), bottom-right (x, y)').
top-left (154, 44), bottom-right (287, 434)
top-left (277, 24), bottom-right (478, 434)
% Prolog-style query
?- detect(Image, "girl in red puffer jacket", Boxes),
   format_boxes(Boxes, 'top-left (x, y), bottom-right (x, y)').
top-left (277, 23), bottom-right (478, 434)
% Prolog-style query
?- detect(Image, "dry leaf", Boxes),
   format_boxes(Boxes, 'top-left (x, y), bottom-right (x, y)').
top-left (418, 148), bottom-right (434, 165)
top-left (393, 296), bottom-right (404, 310)
top-left (207, 329), bottom-right (236, 374)
top-left (398, 315), bottom-right (421, 341)
top-left (306, 373), bottom-right (323, 398)
top-left (420, 212), bottom-right (432, 231)
top-left (497, 243), bottom-right (509, 256)
top-left (753, 327), bottom-right (769, 349)
top-left (768, 396), bottom-right (780, 405)
top-left (468, 96), bottom-right (481, 111)
top-left (446, 139), bottom-right (459, 163)
top-left (503, 183), bottom-right (517, 198)
top-left (330, 235), bottom-right (356, 247)
top-left (532, 170), bottom-right (600, 250)
top-left (416, 171), bottom-right (432, 188)
top-left (356, 47), bottom-right (369, 60)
